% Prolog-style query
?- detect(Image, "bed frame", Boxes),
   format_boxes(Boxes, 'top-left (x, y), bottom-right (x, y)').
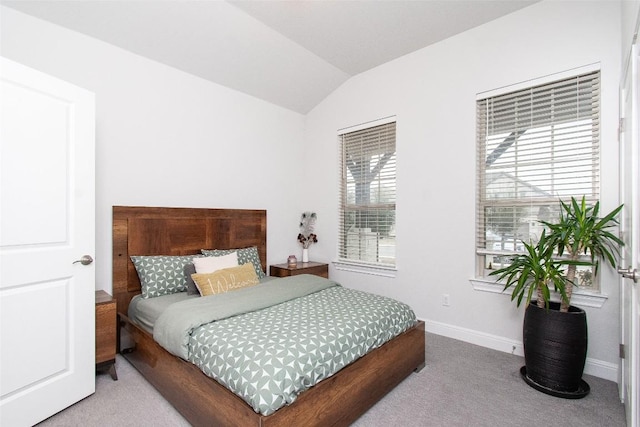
top-left (112, 206), bottom-right (425, 427)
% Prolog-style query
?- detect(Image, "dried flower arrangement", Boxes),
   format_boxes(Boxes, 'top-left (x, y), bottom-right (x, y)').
top-left (297, 211), bottom-right (318, 249)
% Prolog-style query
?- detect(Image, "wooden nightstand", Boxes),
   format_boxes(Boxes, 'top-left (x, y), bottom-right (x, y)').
top-left (270, 261), bottom-right (329, 279)
top-left (95, 290), bottom-right (117, 380)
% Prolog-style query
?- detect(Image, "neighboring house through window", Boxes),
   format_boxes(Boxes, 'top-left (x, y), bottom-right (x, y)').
top-left (476, 67), bottom-right (601, 288)
top-left (338, 117), bottom-right (396, 274)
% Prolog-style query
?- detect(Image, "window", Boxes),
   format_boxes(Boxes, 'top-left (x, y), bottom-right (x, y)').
top-left (338, 119), bottom-right (396, 269)
top-left (476, 70), bottom-right (601, 287)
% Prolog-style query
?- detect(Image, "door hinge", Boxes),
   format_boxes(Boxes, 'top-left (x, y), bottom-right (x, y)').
top-left (620, 343), bottom-right (626, 359)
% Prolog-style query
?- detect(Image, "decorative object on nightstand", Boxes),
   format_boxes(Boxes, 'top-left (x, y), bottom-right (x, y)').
top-left (297, 211), bottom-right (317, 263)
top-left (95, 290), bottom-right (118, 380)
top-left (270, 261), bottom-right (329, 279)
top-left (287, 255), bottom-right (297, 268)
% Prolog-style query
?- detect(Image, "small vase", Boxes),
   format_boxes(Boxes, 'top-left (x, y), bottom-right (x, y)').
top-left (302, 248), bottom-right (309, 263)
top-left (287, 255), bottom-right (297, 268)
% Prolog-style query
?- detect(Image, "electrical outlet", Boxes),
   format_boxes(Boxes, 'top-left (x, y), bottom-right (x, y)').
top-left (443, 294), bottom-right (450, 306)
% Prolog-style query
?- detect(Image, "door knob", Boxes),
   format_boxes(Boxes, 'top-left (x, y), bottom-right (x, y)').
top-left (618, 267), bottom-right (638, 283)
top-left (73, 255), bottom-right (94, 266)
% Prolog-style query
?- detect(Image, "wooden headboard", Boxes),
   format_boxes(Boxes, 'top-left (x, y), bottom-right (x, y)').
top-left (112, 206), bottom-right (267, 315)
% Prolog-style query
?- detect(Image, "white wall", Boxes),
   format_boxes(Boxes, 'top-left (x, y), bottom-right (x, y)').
top-left (305, 0), bottom-right (622, 380)
top-left (0, 6), bottom-right (307, 292)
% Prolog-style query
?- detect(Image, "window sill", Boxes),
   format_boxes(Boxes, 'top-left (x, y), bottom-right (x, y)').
top-left (333, 261), bottom-right (397, 278)
top-left (469, 277), bottom-right (608, 309)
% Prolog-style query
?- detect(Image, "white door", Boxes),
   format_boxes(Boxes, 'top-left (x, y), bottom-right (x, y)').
top-left (0, 58), bottom-right (95, 426)
top-left (620, 43), bottom-right (640, 427)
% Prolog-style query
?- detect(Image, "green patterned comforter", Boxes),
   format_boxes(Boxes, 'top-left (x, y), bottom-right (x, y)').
top-left (154, 275), bottom-right (417, 416)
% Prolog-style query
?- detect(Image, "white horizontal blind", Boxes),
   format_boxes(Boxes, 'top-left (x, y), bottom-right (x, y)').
top-left (476, 71), bottom-right (600, 274)
top-left (339, 121), bottom-right (396, 266)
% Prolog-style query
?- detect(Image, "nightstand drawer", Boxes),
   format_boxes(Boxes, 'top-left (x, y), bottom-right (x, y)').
top-left (95, 290), bottom-right (117, 380)
top-left (270, 262), bottom-right (329, 278)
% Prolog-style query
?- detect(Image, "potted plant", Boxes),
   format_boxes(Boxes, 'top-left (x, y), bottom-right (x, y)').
top-left (490, 196), bottom-right (623, 398)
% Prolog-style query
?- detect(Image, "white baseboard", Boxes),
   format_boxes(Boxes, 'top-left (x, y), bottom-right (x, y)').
top-left (583, 357), bottom-right (619, 382)
top-left (422, 318), bottom-right (618, 382)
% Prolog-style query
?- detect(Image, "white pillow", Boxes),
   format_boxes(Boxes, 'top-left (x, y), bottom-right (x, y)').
top-left (192, 252), bottom-right (238, 273)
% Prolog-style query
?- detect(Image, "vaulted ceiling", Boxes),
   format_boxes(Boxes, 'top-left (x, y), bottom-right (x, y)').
top-left (2, 0), bottom-right (538, 114)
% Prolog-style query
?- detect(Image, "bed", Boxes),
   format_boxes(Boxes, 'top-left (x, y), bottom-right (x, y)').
top-left (113, 206), bottom-right (425, 427)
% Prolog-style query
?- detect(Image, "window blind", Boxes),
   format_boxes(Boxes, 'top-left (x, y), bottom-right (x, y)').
top-left (476, 70), bottom-right (600, 275)
top-left (339, 121), bottom-right (396, 266)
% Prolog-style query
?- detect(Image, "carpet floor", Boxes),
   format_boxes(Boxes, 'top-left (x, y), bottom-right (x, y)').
top-left (37, 333), bottom-right (626, 426)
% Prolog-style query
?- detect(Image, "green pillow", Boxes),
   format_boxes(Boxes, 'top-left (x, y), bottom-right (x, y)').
top-left (131, 255), bottom-right (203, 298)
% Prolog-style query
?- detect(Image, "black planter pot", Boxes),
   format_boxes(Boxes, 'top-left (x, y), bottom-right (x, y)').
top-left (521, 301), bottom-right (590, 399)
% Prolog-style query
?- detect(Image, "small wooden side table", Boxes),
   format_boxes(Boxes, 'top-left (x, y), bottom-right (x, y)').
top-left (270, 261), bottom-right (329, 279)
top-left (95, 290), bottom-right (117, 380)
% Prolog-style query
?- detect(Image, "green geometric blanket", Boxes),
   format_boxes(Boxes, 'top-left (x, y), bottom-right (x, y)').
top-left (186, 279), bottom-right (417, 415)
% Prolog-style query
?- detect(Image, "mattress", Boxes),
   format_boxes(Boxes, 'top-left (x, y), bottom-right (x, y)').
top-left (128, 292), bottom-right (196, 334)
